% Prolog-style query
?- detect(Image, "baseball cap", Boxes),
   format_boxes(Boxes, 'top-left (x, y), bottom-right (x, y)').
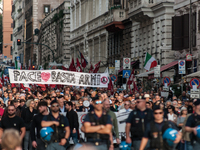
top-left (194, 99), bottom-right (200, 106)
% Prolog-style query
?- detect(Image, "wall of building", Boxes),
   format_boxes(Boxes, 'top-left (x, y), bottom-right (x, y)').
top-left (128, 0), bottom-right (175, 78)
top-left (173, 0), bottom-right (200, 73)
top-left (70, 0), bottom-right (109, 72)
top-left (3, 0), bottom-right (13, 59)
top-left (37, 1), bottom-right (71, 68)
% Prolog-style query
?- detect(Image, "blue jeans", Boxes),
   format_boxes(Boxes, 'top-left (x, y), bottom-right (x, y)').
top-left (70, 129), bottom-right (78, 144)
top-left (185, 141), bottom-right (193, 150)
top-left (46, 142), bottom-right (65, 150)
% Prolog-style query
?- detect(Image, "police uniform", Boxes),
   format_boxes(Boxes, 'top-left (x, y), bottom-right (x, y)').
top-left (144, 120), bottom-right (176, 150)
top-left (84, 111), bottom-right (112, 150)
top-left (186, 112), bottom-right (200, 149)
top-left (42, 113), bottom-right (69, 150)
top-left (126, 108), bottom-right (153, 149)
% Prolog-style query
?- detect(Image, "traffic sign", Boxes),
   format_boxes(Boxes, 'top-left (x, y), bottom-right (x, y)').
top-left (186, 54), bottom-right (192, 61)
top-left (190, 78), bottom-right (200, 89)
top-left (163, 77), bottom-right (171, 86)
top-left (123, 58), bottom-right (130, 69)
top-left (123, 70), bottom-right (131, 78)
top-left (190, 89), bottom-right (200, 99)
top-left (16, 56), bottom-right (20, 61)
top-left (110, 75), bottom-right (117, 82)
top-left (154, 65), bottom-right (160, 78)
top-left (178, 60), bottom-right (185, 74)
top-left (115, 60), bottom-right (120, 70)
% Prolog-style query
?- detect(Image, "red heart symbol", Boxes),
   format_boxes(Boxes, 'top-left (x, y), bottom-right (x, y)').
top-left (41, 72), bottom-right (50, 82)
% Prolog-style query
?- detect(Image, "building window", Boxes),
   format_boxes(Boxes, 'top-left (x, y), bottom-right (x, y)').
top-left (11, 34), bottom-right (13, 41)
top-left (10, 46), bottom-right (13, 55)
top-left (44, 5), bottom-right (50, 14)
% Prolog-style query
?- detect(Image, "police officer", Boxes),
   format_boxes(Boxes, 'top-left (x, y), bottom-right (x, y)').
top-left (125, 97), bottom-right (153, 150)
top-left (185, 99), bottom-right (200, 149)
top-left (30, 101), bottom-right (49, 150)
top-left (81, 97), bottom-right (112, 150)
top-left (139, 106), bottom-right (182, 150)
top-left (41, 100), bottom-right (70, 150)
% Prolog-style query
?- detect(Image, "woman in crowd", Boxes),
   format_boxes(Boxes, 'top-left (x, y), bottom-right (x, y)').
top-left (167, 105), bottom-right (178, 124)
top-left (21, 99), bottom-right (37, 150)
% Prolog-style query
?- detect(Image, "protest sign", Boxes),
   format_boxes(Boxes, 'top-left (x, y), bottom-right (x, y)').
top-left (8, 69), bottom-right (109, 87)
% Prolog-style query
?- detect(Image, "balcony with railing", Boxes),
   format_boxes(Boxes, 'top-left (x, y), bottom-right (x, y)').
top-left (104, 0), bottom-right (128, 32)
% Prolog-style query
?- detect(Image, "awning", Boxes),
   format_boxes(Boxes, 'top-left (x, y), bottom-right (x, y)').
top-left (136, 71), bottom-right (153, 78)
top-left (183, 71), bottom-right (200, 78)
top-left (118, 61), bottom-right (137, 73)
top-left (149, 60), bottom-right (178, 75)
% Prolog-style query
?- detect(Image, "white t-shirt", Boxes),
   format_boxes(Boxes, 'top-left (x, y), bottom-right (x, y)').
top-left (168, 113), bottom-right (175, 121)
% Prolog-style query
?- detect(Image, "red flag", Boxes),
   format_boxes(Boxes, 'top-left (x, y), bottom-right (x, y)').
top-left (62, 66), bottom-right (68, 70)
top-left (89, 63), bottom-right (94, 73)
top-left (80, 52), bottom-right (87, 68)
top-left (37, 84), bottom-right (46, 91)
top-left (93, 61), bottom-right (101, 73)
top-left (127, 69), bottom-right (135, 94)
top-left (76, 58), bottom-right (83, 72)
top-left (69, 58), bottom-right (76, 71)
top-left (108, 78), bottom-right (114, 95)
top-left (11, 83), bottom-right (16, 88)
top-left (49, 84), bottom-right (56, 88)
top-left (133, 80), bottom-right (139, 93)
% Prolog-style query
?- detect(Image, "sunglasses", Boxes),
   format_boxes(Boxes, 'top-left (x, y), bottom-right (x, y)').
top-left (137, 101), bottom-right (143, 103)
top-left (125, 104), bottom-right (130, 106)
top-left (52, 104), bottom-right (59, 107)
top-left (168, 108), bottom-right (172, 109)
top-left (154, 112), bottom-right (163, 115)
top-left (95, 101), bottom-right (102, 105)
top-left (178, 103), bottom-right (182, 104)
top-left (8, 109), bottom-right (15, 111)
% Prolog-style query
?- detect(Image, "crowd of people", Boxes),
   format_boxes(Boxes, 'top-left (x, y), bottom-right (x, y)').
top-left (0, 84), bottom-right (199, 150)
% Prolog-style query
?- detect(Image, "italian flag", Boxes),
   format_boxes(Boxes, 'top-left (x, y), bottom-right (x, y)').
top-left (144, 52), bottom-right (157, 71)
top-left (15, 60), bottom-right (22, 69)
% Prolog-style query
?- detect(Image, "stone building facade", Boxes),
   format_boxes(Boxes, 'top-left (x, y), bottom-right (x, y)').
top-left (128, 0), bottom-right (175, 78)
top-left (70, 0), bottom-right (110, 72)
top-left (11, 0), bottom-right (25, 63)
top-left (23, 0), bottom-right (64, 66)
top-left (37, 1), bottom-right (71, 68)
top-left (173, 0), bottom-right (200, 74)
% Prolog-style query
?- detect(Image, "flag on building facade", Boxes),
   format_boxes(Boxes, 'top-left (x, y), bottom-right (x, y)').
top-left (79, 51), bottom-right (88, 68)
top-left (108, 77), bottom-right (114, 95)
top-left (69, 58), bottom-right (76, 71)
top-left (89, 63), bottom-right (94, 73)
top-left (93, 61), bottom-right (101, 73)
top-left (15, 60), bottom-right (22, 69)
top-left (76, 58), bottom-right (83, 72)
top-left (144, 52), bottom-right (157, 71)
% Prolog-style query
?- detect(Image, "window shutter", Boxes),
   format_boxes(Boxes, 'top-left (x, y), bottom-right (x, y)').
top-left (172, 16), bottom-right (183, 50)
top-left (183, 14), bottom-right (189, 49)
top-left (192, 12), bottom-right (196, 47)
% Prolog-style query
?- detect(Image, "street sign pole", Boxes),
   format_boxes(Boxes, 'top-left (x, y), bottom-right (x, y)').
top-left (181, 74), bottom-right (183, 93)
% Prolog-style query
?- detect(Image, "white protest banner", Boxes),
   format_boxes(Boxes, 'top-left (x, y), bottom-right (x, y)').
top-left (8, 69), bottom-right (109, 87)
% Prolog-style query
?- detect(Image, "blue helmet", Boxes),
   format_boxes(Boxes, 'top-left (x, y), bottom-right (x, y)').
top-left (40, 127), bottom-right (54, 141)
top-left (162, 128), bottom-right (178, 147)
top-left (196, 125), bottom-right (200, 138)
top-left (119, 141), bottom-right (131, 150)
